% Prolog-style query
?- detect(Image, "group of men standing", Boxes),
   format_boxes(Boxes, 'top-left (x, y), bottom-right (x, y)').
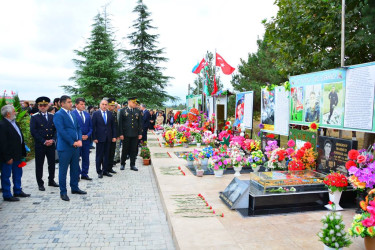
top-left (0, 95), bottom-right (149, 202)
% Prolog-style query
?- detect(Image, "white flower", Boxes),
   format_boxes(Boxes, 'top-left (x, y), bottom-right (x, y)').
top-left (318, 232), bottom-right (323, 238)
top-left (335, 225), bottom-right (340, 230)
top-left (335, 215), bottom-right (341, 220)
top-left (330, 216), bottom-right (334, 220)
top-left (341, 230), bottom-right (345, 235)
top-left (329, 230), bottom-right (334, 235)
top-left (325, 237), bottom-right (330, 241)
top-left (335, 242), bottom-right (339, 248)
top-left (331, 236), bottom-right (336, 241)
top-left (323, 224), bottom-right (328, 229)
top-left (337, 212), bottom-right (342, 216)
top-left (336, 233), bottom-right (342, 237)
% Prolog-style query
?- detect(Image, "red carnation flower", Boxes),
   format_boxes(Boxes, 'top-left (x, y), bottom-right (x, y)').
top-left (266, 134), bottom-right (275, 139)
top-left (226, 121), bottom-right (230, 125)
top-left (224, 126), bottom-right (228, 130)
top-left (345, 160), bottom-right (356, 170)
top-left (348, 149), bottom-right (360, 160)
top-left (304, 142), bottom-right (312, 149)
top-left (310, 123), bottom-right (317, 130)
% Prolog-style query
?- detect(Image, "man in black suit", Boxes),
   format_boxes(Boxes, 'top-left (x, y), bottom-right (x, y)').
top-left (0, 105), bottom-right (31, 201)
top-left (107, 98), bottom-right (118, 174)
top-left (92, 99), bottom-right (117, 178)
top-left (140, 104), bottom-right (150, 143)
top-left (30, 96), bottom-right (59, 191)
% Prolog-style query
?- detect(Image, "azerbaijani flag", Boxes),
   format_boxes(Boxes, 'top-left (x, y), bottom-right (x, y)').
top-left (192, 58), bottom-right (206, 74)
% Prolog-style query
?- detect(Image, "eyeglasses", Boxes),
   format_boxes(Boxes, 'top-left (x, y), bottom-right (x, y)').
top-left (39, 104), bottom-right (48, 107)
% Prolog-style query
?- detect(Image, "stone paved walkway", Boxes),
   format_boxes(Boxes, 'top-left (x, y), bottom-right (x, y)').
top-left (0, 149), bottom-right (175, 250)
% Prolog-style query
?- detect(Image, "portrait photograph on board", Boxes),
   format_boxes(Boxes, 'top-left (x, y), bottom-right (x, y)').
top-left (290, 86), bottom-right (304, 122)
top-left (304, 84), bottom-right (321, 123)
top-left (322, 82), bottom-right (344, 126)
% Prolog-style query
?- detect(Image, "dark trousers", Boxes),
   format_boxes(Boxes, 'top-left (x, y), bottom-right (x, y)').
top-left (34, 144), bottom-right (56, 187)
top-left (108, 141), bottom-right (116, 171)
top-left (1, 161), bottom-right (22, 198)
top-left (328, 104), bottom-right (334, 120)
top-left (121, 136), bottom-right (138, 167)
top-left (142, 127), bottom-right (148, 142)
top-left (96, 141), bottom-right (109, 174)
top-left (58, 148), bottom-right (80, 195)
top-left (80, 140), bottom-right (91, 177)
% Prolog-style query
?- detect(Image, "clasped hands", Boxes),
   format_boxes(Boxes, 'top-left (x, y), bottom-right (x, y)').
top-left (73, 140), bottom-right (82, 148)
top-left (44, 140), bottom-right (55, 146)
top-left (119, 135), bottom-right (142, 140)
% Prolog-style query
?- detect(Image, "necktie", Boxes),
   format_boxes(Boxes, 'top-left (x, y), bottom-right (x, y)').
top-left (44, 113), bottom-right (48, 122)
top-left (80, 111), bottom-right (85, 123)
top-left (103, 111), bottom-right (107, 124)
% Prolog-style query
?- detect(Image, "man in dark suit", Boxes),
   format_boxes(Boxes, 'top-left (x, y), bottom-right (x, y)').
top-left (92, 99), bottom-right (117, 178)
top-left (140, 104), bottom-right (150, 143)
top-left (118, 97), bottom-right (143, 171)
top-left (72, 97), bottom-right (93, 181)
top-left (53, 95), bottom-right (87, 201)
top-left (107, 98), bottom-right (118, 174)
top-left (0, 105), bottom-right (30, 201)
top-left (30, 96), bottom-right (59, 191)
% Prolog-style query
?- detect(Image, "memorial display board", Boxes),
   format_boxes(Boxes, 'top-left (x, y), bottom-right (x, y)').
top-left (261, 87), bottom-right (289, 136)
top-left (316, 136), bottom-right (358, 175)
top-left (234, 91), bottom-right (253, 129)
top-left (289, 128), bottom-right (317, 150)
top-left (290, 61), bottom-right (375, 133)
top-left (186, 94), bottom-right (202, 111)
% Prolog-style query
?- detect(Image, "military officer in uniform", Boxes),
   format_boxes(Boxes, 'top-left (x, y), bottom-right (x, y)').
top-left (30, 97), bottom-right (59, 191)
top-left (107, 98), bottom-right (118, 174)
top-left (118, 97), bottom-right (142, 171)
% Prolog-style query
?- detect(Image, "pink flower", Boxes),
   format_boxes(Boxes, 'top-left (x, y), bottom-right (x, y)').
top-left (362, 217), bottom-right (375, 227)
top-left (286, 148), bottom-right (294, 156)
top-left (287, 140), bottom-right (295, 148)
top-left (218, 162), bottom-right (223, 166)
top-left (357, 155), bottom-right (366, 164)
top-left (214, 165), bottom-right (219, 170)
top-left (236, 156), bottom-right (242, 162)
top-left (223, 160), bottom-right (228, 165)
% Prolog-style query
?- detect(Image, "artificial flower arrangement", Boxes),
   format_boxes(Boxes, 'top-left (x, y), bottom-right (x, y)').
top-left (323, 172), bottom-right (349, 193)
top-left (248, 150), bottom-right (266, 169)
top-left (230, 136), bottom-right (245, 149)
top-left (242, 139), bottom-right (260, 153)
top-left (210, 153), bottom-right (232, 171)
top-left (192, 132), bottom-right (202, 144)
top-left (183, 152), bottom-right (195, 162)
top-left (232, 155), bottom-right (248, 168)
top-left (200, 146), bottom-right (214, 159)
top-left (318, 204), bottom-right (352, 249)
top-left (203, 131), bottom-right (217, 146)
top-left (154, 124), bottom-right (164, 131)
top-left (187, 108), bottom-right (200, 123)
top-left (349, 189), bottom-right (375, 238)
top-left (164, 129), bottom-right (177, 146)
top-left (347, 148), bottom-right (375, 191)
top-left (265, 140), bottom-right (288, 170)
top-left (286, 140), bottom-right (317, 171)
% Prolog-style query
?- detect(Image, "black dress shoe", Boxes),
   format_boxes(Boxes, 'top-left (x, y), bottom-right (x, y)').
top-left (90, 146), bottom-right (95, 149)
top-left (71, 189), bottom-right (87, 195)
top-left (4, 197), bottom-right (20, 202)
top-left (130, 166), bottom-right (139, 171)
top-left (108, 169), bottom-right (117, 174)
top-left (120, 165), bottom-right (125, 170)
top-left (81, 176), bottom-right (93, 181)
top-left (39, 186), bottom-right (45, 191)
top-left (98, 174), bottom-right (103, 179)
top-left (60, 194), bottom-right (70, 201)
top-left (14, 191), bottom-right (31, 198)
top-left (48, 181), bottom-right (59, 187)
top-left (103, 172), bottom-right (113, 177)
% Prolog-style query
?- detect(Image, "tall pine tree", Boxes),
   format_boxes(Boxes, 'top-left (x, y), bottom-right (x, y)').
top-left (124, 0), bottom-right (175, 107)
top-left (64, 9), bottom-right (123, 104)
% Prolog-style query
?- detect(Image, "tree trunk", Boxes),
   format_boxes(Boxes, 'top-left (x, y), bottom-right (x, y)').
top-left (363, 132), bottom-right (375, 149)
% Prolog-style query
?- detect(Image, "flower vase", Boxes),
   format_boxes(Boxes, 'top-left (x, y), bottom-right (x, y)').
top-left (324, 245), bottom-right (342, 250)
top-left (214, 169), bottom-right (224, 177)
top-left (186, 160), bottom-right (194, 167)
top-left (252, 165), bottom-right (261, 173)
top-left (364, 237), bottom-right (375, 250)
top-left (325, 190), bottom-right (343, 211)
top-left (196, 143), bottom-right (201, 148)
top-left (196, 169), bottom-right (204, 177)
top-left (233, 166), bottom-right (242, 177)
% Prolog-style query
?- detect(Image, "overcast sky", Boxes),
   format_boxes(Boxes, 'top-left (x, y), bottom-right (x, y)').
top-left (0, 0), bottom-right (278, 104)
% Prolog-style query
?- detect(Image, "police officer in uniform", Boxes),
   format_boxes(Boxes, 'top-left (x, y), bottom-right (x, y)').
top-left (118, 97), bottom-right (142, 171)
top-left (30, 97), bottom-right (59, 191)
top-left (107, 98), bottom-right (118, 174)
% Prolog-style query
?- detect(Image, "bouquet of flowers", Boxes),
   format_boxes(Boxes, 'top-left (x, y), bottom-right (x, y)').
top-left (346, 148), bottom-right (375, 191)
top-left (218, 130), bottom-right (233, 142)
top-left (248, 150), bottom-right (266, 169)
top-left (266, 144), bottom-right (288, 170)
top-left (200, 146), bottom-right (214, 159)
top-left (233, 155), bottom-right (248, 168)
top-left (242, 139), bottom-right (260, 153)
top-left (154, 124), bottom-right (164, 131)
top-left (183, 152), bottom-right (195, 162)
top-left (264, 140), bottom-right (279, 159)
top-left (287, 141), bottom-right (317, 171)
top-left (164, 129), bottom-right (177, 146)
top-left (202, 131), bottom-right (217, 146)
top-left (318, 209), bottom-right (352, 249)
top-left (349, 189), bottom-right (375, 238)
top-left (211, 153), bottom-right (232, 170)
top-left (323, 172), bottom-right (348, 193)
top-left (192, 132), bottom-right (202, 144)
top-left (229, 136), bottom-right (245, 148)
